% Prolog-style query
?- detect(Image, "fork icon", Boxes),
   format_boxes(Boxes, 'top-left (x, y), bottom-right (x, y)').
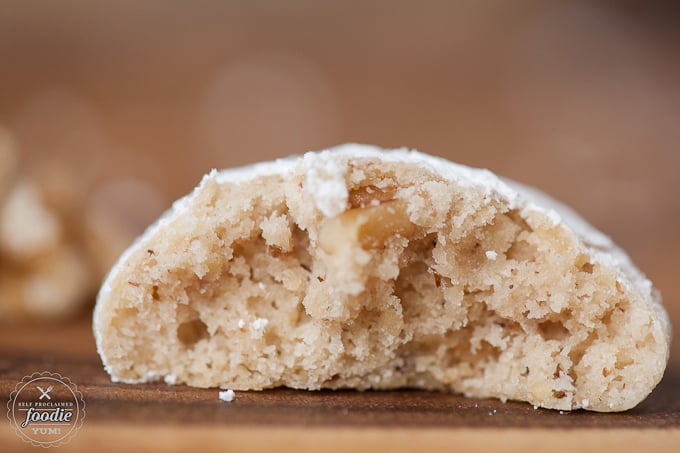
top-left (37, 385), bottom-right (53, 400)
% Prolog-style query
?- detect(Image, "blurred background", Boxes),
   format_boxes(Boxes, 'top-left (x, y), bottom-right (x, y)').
top-left (0, 1), bottom-right (678, 359)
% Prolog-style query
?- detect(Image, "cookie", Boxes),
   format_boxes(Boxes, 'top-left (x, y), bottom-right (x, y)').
top-left (1, 119), bottom-right (168, 321)
top-left (1, 126), bottom-right (94, 320)
top-left (93, 144), bottom-right (670, 412)
top-left (0, 178), bottom-right (92, 321)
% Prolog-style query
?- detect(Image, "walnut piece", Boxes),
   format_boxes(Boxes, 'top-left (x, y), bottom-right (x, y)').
top-left (319, 199), bottom-right (415, 253)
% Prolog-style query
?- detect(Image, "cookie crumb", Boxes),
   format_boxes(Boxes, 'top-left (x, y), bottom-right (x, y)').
top-left (164, 374), bottom-right (177, 385)
top-left (219, 389), bottom-right (235, 402)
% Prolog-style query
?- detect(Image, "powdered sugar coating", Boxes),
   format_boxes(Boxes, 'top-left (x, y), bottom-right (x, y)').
top-left (303, 155), bottom-right (348, 217)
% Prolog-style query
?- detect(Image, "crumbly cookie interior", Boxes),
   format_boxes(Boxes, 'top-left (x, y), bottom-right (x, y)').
top-left (98, 159), bottom-right (667, 411)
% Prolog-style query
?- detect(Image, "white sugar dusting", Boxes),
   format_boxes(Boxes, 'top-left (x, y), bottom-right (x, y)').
top-left (251, 318), bottom-right (269, 330)
top-left (237, 319), bottom-right (245, 329)
top-left (485, 250), bottom-right (498, 260)
top-left (303, 153), bottom-right (348, 217)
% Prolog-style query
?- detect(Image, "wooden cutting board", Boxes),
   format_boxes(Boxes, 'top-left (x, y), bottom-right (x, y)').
top-left (1, 316), bottom-right (678, 452)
